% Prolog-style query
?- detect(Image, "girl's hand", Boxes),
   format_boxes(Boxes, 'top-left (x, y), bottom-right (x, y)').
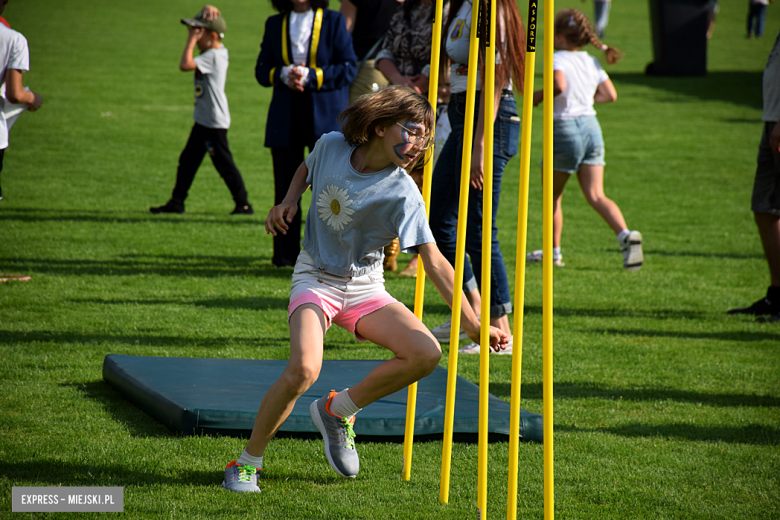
top-left (265, 201), bottom-right (298, 236)
top-left (201, 5), bottom-right (221, 20)
top-left (187, 25), bottom-right (205, 40)
top-left (470, 144), bottom-right (485, 190)
top-left (463, 324), bottom-right (511, 352)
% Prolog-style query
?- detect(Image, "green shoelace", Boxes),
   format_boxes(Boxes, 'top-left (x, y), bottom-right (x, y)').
top-left (237, 465), bottom-right (257, 483)
top-left (340, 418), bottom-right (356, 450)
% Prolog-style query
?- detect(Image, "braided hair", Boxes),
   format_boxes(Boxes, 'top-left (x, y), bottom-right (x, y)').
top-left (554, 9), bottom-right (623, 65)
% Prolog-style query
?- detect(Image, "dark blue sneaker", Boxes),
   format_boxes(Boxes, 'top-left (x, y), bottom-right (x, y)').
top-left (222, 461), bottom-right (261, 493)
top-left (310, 390), bottom-right (359, 478)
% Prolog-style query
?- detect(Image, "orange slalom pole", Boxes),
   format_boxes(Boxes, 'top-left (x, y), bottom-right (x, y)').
top-left (507, 0), bottom-right (537, 518)
top-left (402, 0), bottom-right (445, 483)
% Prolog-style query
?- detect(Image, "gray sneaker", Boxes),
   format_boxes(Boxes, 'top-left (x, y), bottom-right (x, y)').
top-left (620, 231), bottom-right (643, 271)
top-left (310, 390), bottom-right (359, 478)
top-left (430, 318), bottom-right (469, 342)
top-left (221, 461), bottom-right (261, 493)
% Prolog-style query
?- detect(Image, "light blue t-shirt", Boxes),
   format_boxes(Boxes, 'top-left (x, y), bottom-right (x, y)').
top-left (302, 132), bottom-right (435, 277)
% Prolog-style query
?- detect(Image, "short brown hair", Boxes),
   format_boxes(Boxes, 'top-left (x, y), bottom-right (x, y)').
top-left (338, 85), bottom-right (435, 150)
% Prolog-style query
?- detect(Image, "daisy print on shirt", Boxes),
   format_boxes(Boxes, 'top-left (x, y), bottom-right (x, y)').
top-left (317, 184), bottom-right (355, 231)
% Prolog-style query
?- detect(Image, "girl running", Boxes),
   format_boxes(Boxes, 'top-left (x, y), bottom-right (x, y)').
top-left (221, 85), bottom-right (509, 493)
top-left (529, 9), bottom-right (643, 270)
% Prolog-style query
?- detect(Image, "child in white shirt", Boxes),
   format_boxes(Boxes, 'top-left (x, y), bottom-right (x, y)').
top-left (531, 9), bottom-right (643, 271)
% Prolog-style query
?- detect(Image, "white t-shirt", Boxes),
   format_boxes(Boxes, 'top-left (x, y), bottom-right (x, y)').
top-left (303, 132), bottom-right (435, 277)
top-left (446, 0), bottom-right (508, 93)
top-left (762, 32), bottom-right (780, 122)
top-left (193, 47), bottom-right (231, 129)
top-left (0, 25), bottom-right (30, 149)
top-left (552, 50), bottom-right (609, 120)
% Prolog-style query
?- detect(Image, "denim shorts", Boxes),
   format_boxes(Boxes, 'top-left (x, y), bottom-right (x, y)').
top-left (751, 121), bottom-right (780, 215)
top-left (552, 115), bottom-right (606, 174)
top-left (288, 250), bottom-right (398, 341)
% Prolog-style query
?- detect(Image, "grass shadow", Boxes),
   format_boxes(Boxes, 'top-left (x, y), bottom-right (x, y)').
top-left (0, 256), bottom-right (289, 279)
top-left (0, 330), bottom-right (289, 349)
top-left (63, 381), bottom-right (175, 439)
top-left (522, 306), bottom-right (707, 320)
top-left (68, 295), bottom-right (290, 311)
top-left (489, 381), bottom-right (779, 408)
top-left (588, 327), bottom-right (780, 342)
top-left (0, 207), bottom-right (261, 226)
top-left (557, 422), bottom-right (779, 446)
top-left (609, 71), bottom-right (763, 110)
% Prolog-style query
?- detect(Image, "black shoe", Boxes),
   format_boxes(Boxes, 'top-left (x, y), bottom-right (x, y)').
top-left (231, 203), bottom-right (254, 215)
top-left (757, 312), bottom-right (780, 323)
top-left (150, 200), bottom-right (185, 214)
top-left (728, 287), bottom-right (780, 316)
top-left (0, 186), bottom-right (3, 200)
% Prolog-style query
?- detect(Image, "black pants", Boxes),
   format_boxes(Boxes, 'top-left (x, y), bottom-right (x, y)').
top-left (271, 91), bottom-right (317, 267)
top-left (172, 124), bottom-right (249, 206)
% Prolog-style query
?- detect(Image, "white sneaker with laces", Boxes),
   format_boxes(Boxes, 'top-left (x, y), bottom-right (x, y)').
top-left (526, 250), bottom-right (564, 266)
top-left (620, 231), bottom-right (643, 271)
top-left (430, 318), bottom-right (468, 342)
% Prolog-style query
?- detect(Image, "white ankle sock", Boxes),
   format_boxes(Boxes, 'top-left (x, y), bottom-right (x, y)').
top-left (617, 229), bottom-right (630, 244)
top-left (237, 450), bottom-right (263, 469)
top-left (552, 247), bottom-right (561, 259)
top-left (328, 388), bottom-right (362, 418)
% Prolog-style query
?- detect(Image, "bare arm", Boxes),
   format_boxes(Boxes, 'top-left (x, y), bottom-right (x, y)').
top-left (417, 242), bottom-right (509, 349)
top-left (340, 0), bottom-right (357, 33)
top-left (5, 69), bottom-right (41, 110)
top-left (533, 70), bottom-right (566, 106)
top-left (470, 81), bottom-right (504, 190)
top-left (265, 161), bottom-right (311, 236)
top-left (179, 27), bottom-right (203, 71)
top-left (594, 78), bottom-right (617, 103)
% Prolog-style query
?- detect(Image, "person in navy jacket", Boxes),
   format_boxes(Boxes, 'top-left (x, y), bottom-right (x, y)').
top-left (256, 0), bottom-right (357, 267)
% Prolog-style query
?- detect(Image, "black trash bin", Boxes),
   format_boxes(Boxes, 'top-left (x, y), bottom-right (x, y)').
top-left (646, 0), bottom-right (710, 76)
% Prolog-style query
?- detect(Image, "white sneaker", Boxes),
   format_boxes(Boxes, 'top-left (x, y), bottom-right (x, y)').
top-left (526, 250), bottom-right (564, 266)
top-left (430, 318), bottom-right (468, 342)
top-left (620, 231), bottom-right (643, 271)
top-left (457, 338), bottom-right (512, 355)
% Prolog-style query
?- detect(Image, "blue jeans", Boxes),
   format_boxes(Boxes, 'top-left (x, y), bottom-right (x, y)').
top-left (429, 91), bottom-right (520, 317)
top-left (593, 0), bottom-right (611, 39)
top-left (747, 3), bottom-right (767, 37)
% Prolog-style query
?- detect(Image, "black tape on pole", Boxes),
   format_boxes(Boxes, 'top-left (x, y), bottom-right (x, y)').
top-left (527, 0), bottom-right (537, 52)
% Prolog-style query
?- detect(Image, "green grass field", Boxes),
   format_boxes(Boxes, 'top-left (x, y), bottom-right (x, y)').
top-left (1, 0), bottom-right (779, 518)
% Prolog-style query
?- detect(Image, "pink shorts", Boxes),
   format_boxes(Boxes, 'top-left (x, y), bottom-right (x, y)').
top-left (288, 250), bottom-right (399, 341)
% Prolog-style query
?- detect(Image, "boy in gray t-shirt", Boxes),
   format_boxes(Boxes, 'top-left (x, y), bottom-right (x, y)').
top-left (150, 6), bottom-right (253, 215)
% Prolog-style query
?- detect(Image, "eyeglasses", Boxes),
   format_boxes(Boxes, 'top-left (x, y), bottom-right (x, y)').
top-left (396, 122), bottom-right (432, 151)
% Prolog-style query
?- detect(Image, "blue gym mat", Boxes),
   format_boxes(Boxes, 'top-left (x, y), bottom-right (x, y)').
top-left (103, 354), bottom-right (543, 442)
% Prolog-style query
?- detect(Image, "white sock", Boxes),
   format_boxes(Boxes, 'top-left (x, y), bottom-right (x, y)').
top-left (617, 229), bottom-right (630, 244)
top-left (237, 449), bottom-right (263, 469)
top-left (328, 388), bottom-right (362, 418)
top-left (552, 247), bottom-right (561, 259)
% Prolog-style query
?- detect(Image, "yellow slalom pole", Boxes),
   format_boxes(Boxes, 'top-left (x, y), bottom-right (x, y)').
top-left (439, 0), bottom-right (481, 505)
top-left (402, 0), bottom-right (444, 482)
top-left (478, 0), bottom-right (496, 517)
top-left (507, 1), bottom-right (537, 518)
top-left (542, 0), bottom-right (555, 517)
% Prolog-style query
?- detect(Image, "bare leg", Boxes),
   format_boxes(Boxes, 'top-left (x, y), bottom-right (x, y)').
top-left (244, 304), bottom-right (326, 456)
top-left (755, 211), bottom-right (780, 286)
top-left (577, 163), bottom-right (628, 234)
top-left (552, 170), bottom-right (572, 248)
top-left (347, 303), bottom-right (441, 408)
